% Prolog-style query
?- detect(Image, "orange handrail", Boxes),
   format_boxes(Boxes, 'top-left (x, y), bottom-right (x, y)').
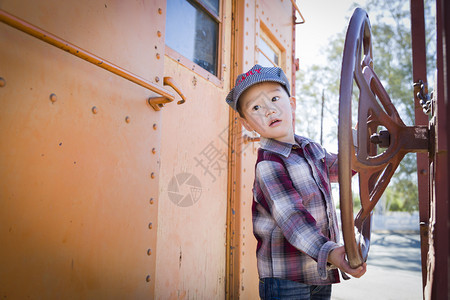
top-left (0, 9), bottom-right (175, 101)
top-left (290, 0), bottom-right (306, 24)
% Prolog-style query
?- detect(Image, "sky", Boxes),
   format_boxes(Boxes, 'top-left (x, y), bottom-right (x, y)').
top-left (295, 0), bottom-right (368, 68)
top-left (293, 0), bottom-right (369, 152)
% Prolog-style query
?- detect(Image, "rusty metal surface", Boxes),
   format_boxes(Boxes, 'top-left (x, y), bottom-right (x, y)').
top-left (0, 0), bottom-right (165, 298)
top-left (424, 0), bottom-right (450, 298)
top-left (410, 0), bottom-right (431, 292)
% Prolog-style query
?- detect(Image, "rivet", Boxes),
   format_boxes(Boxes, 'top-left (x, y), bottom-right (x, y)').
top-left (158, 8), bottom-right (162, 14)
top-left (155, 76), bottom-right (160, 83)
top-left (157, 31), bottom-right (162, 37)
top-left (153, 123), bottom-right (157, 130)
top-left (152, 148), bottom-right (156, 154)
top-left (92, 106), bottom-right (98, 114)
top-left (149, 198), bottom-right (154, 205)
top-left (148, 222), bottom-right (153, 229)
top-left (146, 275), bottom-right (151, 282)
top-left (125, 116), bottom-right (131, 123)
top-left (147, 248), bottom-right (152, 256)
top-left (49, 93), bottom-right (57, 103)
top-left (156, 53), bottom-right (160, 59)
top-left (151, 172), bottom-right (155, 179)
top-left (420, 169), bottom-right (428, 175)
top-left (0, 77), bottom-right (5, 87)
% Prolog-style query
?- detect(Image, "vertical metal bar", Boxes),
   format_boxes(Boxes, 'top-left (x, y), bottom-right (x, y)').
top-left (225, 1), bottom-right (242, 298)
top-left (290, 0), bottom-right (305, 24)
top-left (433, 0), bottom-right (450, 298)
top-left (409, 0), bottom-right (430, 292)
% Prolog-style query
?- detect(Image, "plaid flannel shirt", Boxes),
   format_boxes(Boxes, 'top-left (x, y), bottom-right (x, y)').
top-left (252, 135), bottom-right (341, 285)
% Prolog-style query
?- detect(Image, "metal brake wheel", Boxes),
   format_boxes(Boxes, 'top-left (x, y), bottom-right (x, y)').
top-left (338, 8), bottom-right (416, 268)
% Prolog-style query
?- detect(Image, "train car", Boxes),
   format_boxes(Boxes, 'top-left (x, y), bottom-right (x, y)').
top-left (0, 0), bottom-right (300, 298)
top-left (0, 0), bottom-right (448, 299)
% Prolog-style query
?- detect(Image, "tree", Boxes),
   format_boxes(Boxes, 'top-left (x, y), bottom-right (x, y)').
top-left (295, 0), bottom-right (436, 212)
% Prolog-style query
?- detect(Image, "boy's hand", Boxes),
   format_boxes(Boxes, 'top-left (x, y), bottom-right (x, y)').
top-left (328, 246), bottom-right (367, 278)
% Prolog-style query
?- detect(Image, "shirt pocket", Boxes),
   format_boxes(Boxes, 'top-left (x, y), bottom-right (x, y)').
top-left (288, 162), bottom-right (320, 207)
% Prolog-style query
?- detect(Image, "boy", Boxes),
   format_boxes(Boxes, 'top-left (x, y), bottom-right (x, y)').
top-left (226, 65), bottom-right (366, 299)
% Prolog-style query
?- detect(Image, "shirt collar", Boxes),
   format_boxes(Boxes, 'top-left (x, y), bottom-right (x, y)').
top-left (259, 135), bottom-right (311, 158)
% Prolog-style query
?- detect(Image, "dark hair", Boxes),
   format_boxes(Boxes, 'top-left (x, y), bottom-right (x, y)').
top-left (236, 98), bottom-right (245, 118)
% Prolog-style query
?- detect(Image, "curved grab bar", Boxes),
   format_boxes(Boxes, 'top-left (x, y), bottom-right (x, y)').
top-left (148, 77), bottom-right (187, 111)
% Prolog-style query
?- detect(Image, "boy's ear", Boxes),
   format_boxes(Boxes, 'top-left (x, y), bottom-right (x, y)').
top-left (290, 96), bottom-right (297, 111)
top-left (238, 116), bottom-right (254, 132)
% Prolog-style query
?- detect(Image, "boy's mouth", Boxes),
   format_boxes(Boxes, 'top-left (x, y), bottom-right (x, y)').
top-left (269, 119), bottom-right (281, 127)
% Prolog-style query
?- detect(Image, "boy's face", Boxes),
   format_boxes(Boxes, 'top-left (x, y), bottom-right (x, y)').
top-left (238, 82), bottom-right (296, 144)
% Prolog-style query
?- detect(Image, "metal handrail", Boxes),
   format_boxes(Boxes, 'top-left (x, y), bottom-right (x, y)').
top-left (290, 0), bottom-right (306, 24)
top-left (0, 9), bottom-right (175, 102)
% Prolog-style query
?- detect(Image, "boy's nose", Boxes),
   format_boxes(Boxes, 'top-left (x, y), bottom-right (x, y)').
top-left (264, 106), bottom-right (277, 116)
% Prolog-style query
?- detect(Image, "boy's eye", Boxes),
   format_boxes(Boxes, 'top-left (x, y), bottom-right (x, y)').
top-left (252, 105), bottom-right (261, 111)
top-left (272, 96), bottom-right (280, 102)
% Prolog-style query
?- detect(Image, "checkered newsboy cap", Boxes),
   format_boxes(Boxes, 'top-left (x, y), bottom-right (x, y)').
top-left (226, 64), bottom-right (291, 111)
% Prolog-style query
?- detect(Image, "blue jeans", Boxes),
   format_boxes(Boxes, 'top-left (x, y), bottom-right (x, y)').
top-left (259, 278), bottom-right (332, 300)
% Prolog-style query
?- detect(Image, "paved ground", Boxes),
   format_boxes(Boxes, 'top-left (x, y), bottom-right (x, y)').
top-left (332, 231), bottom-right (423, 300)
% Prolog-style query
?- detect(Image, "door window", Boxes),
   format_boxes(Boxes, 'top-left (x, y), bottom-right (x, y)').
top-left (166, 0), bottom-right (220, 77)
top-left (257, 28), bottom-right (283, 69)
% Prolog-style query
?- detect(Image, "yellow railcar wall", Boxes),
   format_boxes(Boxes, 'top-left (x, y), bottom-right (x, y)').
top-left (0, 0), bottom-right (165, 298)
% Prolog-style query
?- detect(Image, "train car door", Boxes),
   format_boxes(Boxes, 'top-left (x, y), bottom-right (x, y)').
top-left (0, 0), bottom-right (167, 298)
top-left (227, 0), bottom-right (297, 298)
top-left (153, 0), bottom-right (233, 298)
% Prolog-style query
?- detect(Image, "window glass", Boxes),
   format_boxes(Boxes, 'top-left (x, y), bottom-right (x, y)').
top-left (166, 0), bottom-right (219, 76)
top-left (201, 0), bottom-right (220, 15)
top-left (258, 36), bottom-right (279, 67)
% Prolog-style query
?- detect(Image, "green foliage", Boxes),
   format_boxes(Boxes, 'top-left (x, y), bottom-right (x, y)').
top-left (295, 0), bottom-right (435, 213)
